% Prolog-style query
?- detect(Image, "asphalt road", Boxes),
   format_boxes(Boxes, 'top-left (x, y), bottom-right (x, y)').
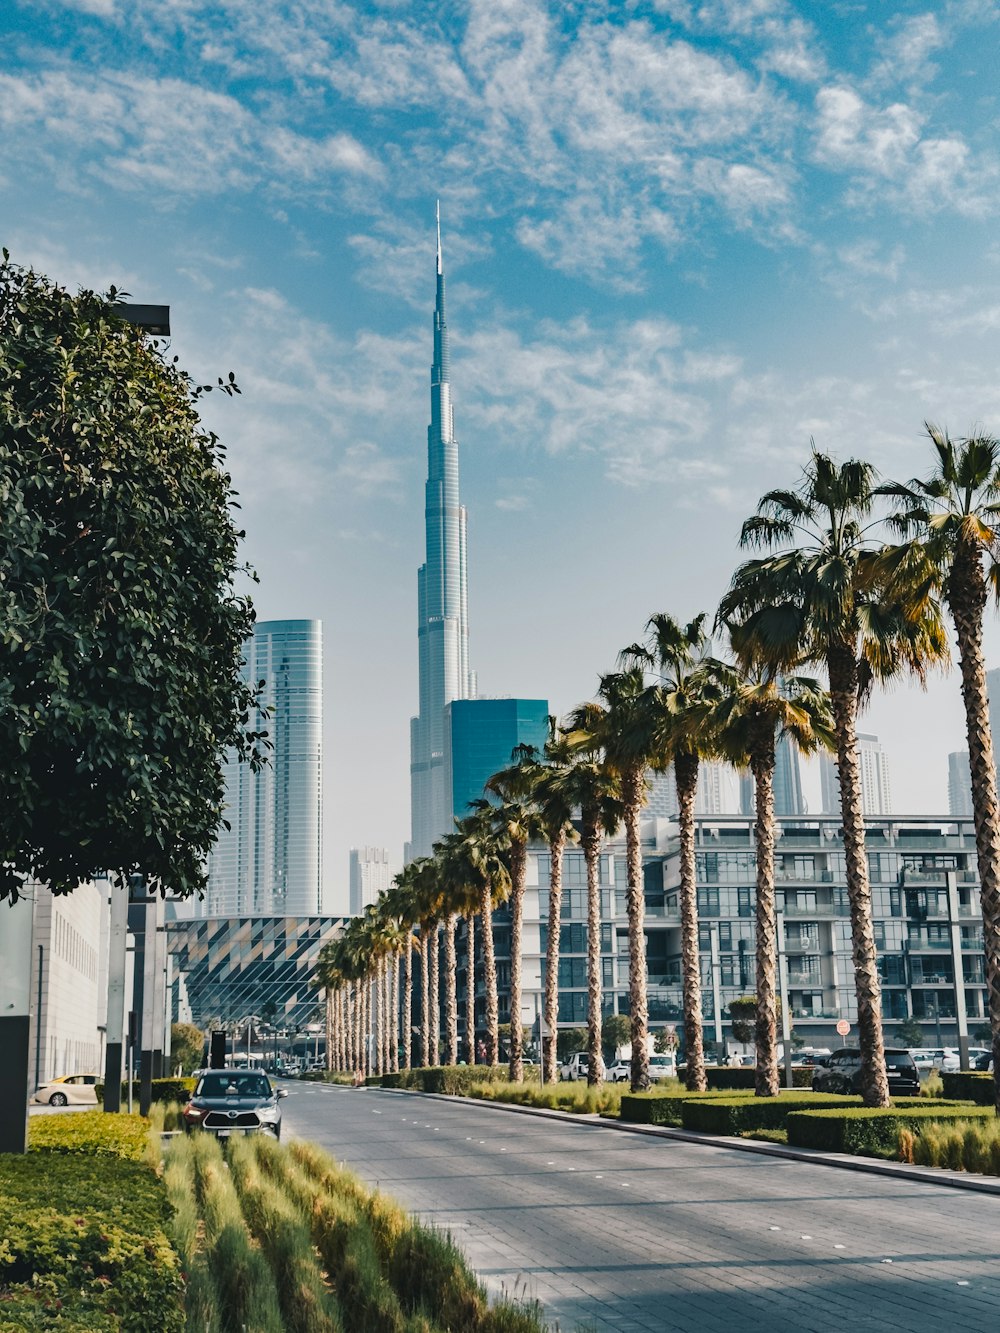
top-left (280, 1082), bottom-right (1000, 1333)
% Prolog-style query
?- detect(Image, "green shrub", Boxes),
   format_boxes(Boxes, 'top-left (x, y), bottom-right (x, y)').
top-left (469, 1079), bottom-right (622, 1116)
top-left (0, 1145), bottom-right (183, 1331)
top-left (787, 1103), bottom-right (994, 1155)
top-left (620, 1088), bottom-right (754, 1126)
top-left (28, 1109), bottom-right (150, 1159)
top-left (682, 1092), bottom-right (862, 1134)
top-left (96, 1077), bottom-right (197, 1105)
top-left (683, 1065), bottom-right (814, 1090)
top-left (941, 1071), bottom-right (996, 1105)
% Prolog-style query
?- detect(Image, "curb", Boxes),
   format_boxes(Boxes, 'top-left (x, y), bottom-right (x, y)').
top-left (352, 1084), bottom-right (1000, 1198)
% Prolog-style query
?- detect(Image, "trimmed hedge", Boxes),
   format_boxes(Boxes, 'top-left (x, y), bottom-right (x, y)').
top-left (0, 1112), bottom-right (184, 1329)
top-left (702, 1066), bottom-right (814, 1090)
top-left (28, 1109), bottom-right (151, 1159)
top-left (368, 1065), bottom-right (510, 1094)
top-left (941, 1071), bottom-right (996, 1105)
top-left (787, 1102), bottom-right (994, 1155)
top-left (620, 1089), bottom-right (752, 1126)
top-left (96, 1077), bottom-right (196, 1105)
top-left (681, 1092), bottom-right (869, 1134)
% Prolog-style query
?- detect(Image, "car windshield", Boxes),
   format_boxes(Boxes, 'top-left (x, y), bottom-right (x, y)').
top-left (196, 1073), bottom-right (272, 1099)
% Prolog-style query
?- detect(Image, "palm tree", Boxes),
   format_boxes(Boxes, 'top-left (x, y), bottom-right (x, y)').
top-left (454, 806), bottom-right (512, 1066)
top-left (386, 867), bottom-right (421, 1070)
top-left (530, 737), bottom-right (581, 1084)
top-left (559, 707), bottom-right (623, 1087)
top-left (486, 748), bottom-right (545, 1083)
top-left (591, 666), bottom-right (654, 1091)
top-left (708, 657), bottom-right (834, 1095)
top-left (879, 426), bottom-right (1000, 1108)
top-left (622, 613), bottom-right (722, 1094)
top-left (719, 449), bottom-right (947, 1107)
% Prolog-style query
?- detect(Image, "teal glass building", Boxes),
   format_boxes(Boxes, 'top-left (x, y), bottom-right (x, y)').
top-left (445, 698), bottom-right (550, 825)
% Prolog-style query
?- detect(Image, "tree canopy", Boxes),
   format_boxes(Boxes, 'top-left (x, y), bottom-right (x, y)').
top-left (0, 257), bottom-right (264, 901)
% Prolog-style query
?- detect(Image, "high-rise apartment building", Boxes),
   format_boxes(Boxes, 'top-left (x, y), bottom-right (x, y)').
top-left (948, 751), bottom-right (974, 817)
top-left (349, 847), bottom-right (393, 916)
top-left (409, 208), bottom-right (476, 859)
top-left (445, 698), bottom-right (550, 827)
top-left (206, 619), bottom-right (322, 917)
top-left (820, 732), bottom-right (891, 816)
top-left (739, 733), bottom-right (807, 818)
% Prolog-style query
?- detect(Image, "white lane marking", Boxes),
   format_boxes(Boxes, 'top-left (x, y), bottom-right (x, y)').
top-left (372, 1110), bottom-right (381, 1115)
top-left (567, 1166), bottom-right (575, 1171)
top-left (800, 1236), bottom-right (812, 1241)
top-left (595, 1174), bottom-right (603, 1179)
top-left (881, 1259), bottom-right (893, 1265)
top-left (834, 1244), bottom-right (845, 1250)
top-left (621, 1183), bottom-right (630, 1188)
top-left (958, 1281), bottom-right (970, 1287)
top-left (769, 1226), bottom-right (781, 1232)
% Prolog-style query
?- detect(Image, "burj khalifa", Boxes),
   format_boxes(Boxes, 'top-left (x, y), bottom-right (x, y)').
top-left (409, 206), bottom-right (476, 859)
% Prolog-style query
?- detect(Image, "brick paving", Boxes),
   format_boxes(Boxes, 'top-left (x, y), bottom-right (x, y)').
top-left (281, 1083), bottom-right (1000, 1332)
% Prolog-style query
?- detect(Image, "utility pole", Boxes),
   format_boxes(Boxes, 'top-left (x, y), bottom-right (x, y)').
top-left (0, 894), bottom-right (35, 1153)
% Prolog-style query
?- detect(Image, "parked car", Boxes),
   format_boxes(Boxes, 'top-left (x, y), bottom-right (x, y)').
top-left (812, 1047), bottom-right (920, 1096)
top-left (606, 1053), bottom-right (676, 1083)
top-left (32, 1074), bottom-right (99, 1107)
top-left (559, 1052), bottom-right (590, 1081)
top-left (182, 1069), bottom-right (287, 1139)
top-left (909, 1047), bottom-right (960, 1073)
top-left (973, 1050), bottom-right (994, 1072)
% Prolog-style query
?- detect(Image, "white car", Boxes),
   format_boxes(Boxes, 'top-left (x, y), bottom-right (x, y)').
top-left (909, 1047), bottom-right (960, 1073)
top-left (32, 1074), bottom-right (99, 1106)
top-left (607, 1054), bottom-right (676, 1083)
top-left (606, 1058), bottom-right (631, 1083)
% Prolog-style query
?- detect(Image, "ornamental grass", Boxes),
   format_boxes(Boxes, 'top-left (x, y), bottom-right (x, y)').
top-left (899, 1117), bottom-right (1000, 1175)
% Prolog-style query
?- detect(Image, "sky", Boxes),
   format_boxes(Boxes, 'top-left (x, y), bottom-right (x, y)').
top-left (5, 0), bottom-right (1000, 914)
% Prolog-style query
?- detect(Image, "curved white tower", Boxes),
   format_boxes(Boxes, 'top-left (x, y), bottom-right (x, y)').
top-left (409, 206), bottom-right (475, 859)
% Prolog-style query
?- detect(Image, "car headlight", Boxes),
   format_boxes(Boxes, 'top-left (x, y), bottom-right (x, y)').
top-left (183, 1103), bottom-right (205, 1119)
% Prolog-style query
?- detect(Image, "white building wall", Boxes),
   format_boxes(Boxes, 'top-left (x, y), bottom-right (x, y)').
top-left (29, 880), bottom-right (107, 1087)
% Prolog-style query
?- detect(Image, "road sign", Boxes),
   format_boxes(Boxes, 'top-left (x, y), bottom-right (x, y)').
top-left (836, 1019), bottom-right (850, 1037)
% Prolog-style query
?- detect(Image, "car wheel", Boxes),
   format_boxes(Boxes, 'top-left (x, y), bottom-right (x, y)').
top-left (49, 1092), bottom-right (68, 1107)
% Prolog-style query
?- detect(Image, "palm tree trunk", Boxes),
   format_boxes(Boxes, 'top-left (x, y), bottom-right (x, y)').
top-left (339, 989), bottom-right (348, 1073)
top-left (381, 959), bottom-right (389, 1071)
top-left (391, 953), bottom-right (400, 1074)
top-left (751, 727), bottom-right (780, 1097)
top-left (827, 641), bottom-right (889, 1107)
top-left (948, 542), bottom-right (1000, 1112)
top-left (676, 751), bottom-right (706, 1093)
top-left (508, 838), bottom-right (527, 1083)
top-left (544, 828), bottom-right (566, 1085)
top-left (403, 941), bottom-right (413, 1071)
top-left (624, 764), bottom-right (650, 1092)
top-left (444, 914), bottom-right (458, 1065)
top-left (466, 912), bottom-right (477, 1064)
top-left (582, 814), bottom-right (605, 1087)
top-left (480, 884), bottom-right (499, 1065)
top-left (325, 990), bottom-right (333, 1071)
top-left (429, 925), bottom-right (441, 1066)
top-left (420, 931), bottom-right (430, 1068)
top-left (351, 984), bottom-right (359, 1076)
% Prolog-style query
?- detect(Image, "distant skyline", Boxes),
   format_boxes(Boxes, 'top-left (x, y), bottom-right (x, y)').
top-left (5, 2), bottom-right (1000, 913)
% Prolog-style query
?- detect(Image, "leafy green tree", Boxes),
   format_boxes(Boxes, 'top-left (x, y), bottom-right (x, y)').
top-left (897, 1016), bottom-right (924, 1048)
top-left (170, 1022), bottom-right (205, 1074)
top-left (0, 259), bottom-right (263, 901)
top-left (601, 1013), bottom-right (631, 1057)
top-left (556, 1027), bottom-right (588, 1060)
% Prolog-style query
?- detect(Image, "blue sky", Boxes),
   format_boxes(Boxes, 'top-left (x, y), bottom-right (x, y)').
top-left (5, 0), bottom-right (1000, 912)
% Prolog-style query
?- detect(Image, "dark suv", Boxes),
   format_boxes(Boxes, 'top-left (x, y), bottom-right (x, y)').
top-left (182, 1070), bottom-right (287, 1140)
top-left (811, 1047), bottom-right (919, 1096)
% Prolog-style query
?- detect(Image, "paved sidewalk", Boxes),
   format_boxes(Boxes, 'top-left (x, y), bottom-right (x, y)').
top-left (281, 1082), bottom-right (1000, 1333)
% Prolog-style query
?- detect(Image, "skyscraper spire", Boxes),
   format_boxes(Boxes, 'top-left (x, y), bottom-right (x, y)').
top-left (409, 205), bottom-right (474, 860)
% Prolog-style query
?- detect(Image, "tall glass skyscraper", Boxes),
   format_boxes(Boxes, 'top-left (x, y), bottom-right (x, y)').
top-left (410, 208), bottom-right (476, 859)
top-left (206, 619), bottom-right (323, 917)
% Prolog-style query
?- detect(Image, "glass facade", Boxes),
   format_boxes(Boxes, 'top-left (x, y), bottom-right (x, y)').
top-left (206, 620), bottom-right (323, 917)
top-left (445, 698), bottom-right (550, 825)
top-left (167, 915), bottom-right (345, 1029)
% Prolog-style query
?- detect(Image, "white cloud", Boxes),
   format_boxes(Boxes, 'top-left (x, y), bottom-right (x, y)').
top-left (0, 68), bottom-right (379, 198)
top-left (813, 84), bottom-right (991, 215)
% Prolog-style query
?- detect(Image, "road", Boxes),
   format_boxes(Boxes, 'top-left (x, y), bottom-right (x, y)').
top-left (280, 1082), bottom-right (1000, 1333)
